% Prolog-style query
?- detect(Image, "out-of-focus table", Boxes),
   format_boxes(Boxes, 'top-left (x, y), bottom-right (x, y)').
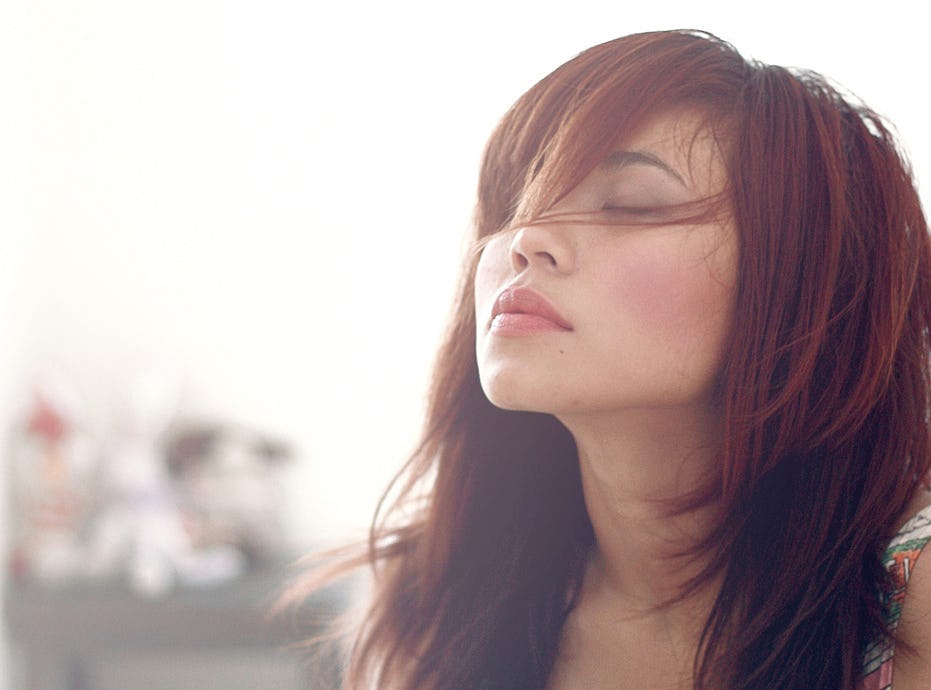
top-left (3, 563), bottom-right (349, 690)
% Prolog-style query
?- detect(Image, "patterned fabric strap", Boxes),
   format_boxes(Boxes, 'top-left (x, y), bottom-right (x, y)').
top-left (861, 506), bottom-right (931, 690)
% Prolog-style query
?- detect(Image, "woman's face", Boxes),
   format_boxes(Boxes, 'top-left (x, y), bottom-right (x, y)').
top-left (474, 109), bottom-right (737, 419)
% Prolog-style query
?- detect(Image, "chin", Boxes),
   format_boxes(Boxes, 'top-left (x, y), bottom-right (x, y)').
top-left (479, 383), bottom-right (532, 412)
top-left (478, 374), bottom-right (577, 416)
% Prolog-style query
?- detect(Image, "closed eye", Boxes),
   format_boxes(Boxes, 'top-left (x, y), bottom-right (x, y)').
top-left (601, 204), bottom-right (669, 218)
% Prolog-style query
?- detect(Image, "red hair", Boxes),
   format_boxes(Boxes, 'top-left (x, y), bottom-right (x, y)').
top-left (291, 30), bottom-right (931, 689)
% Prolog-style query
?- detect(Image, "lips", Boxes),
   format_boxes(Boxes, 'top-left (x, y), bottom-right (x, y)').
top-left (490, 286), bottom-right (573, 333)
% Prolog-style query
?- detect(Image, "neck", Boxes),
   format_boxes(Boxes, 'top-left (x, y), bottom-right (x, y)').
top-left (558, 403), bottom-right (724, 608)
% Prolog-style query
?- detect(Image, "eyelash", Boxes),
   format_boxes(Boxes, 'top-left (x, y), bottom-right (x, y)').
top-left (601, 205), bottom-right (661, 217)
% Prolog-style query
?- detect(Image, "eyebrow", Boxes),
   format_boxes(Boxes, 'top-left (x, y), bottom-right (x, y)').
top-left (601, 150), bottom-right (686, 187)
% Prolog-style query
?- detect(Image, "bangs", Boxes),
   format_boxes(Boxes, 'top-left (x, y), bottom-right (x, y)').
top-left (474, 30), bottom-right (748, 240)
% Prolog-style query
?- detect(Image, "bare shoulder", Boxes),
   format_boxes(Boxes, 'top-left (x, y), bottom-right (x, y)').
top-left (891, 489), bottom-right (931, 689)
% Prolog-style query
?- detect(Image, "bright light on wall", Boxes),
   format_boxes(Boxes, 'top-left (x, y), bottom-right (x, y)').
top-left (2, 0), bottom-right (928, 551)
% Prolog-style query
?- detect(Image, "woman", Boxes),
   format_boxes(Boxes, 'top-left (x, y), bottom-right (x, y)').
top-left (297, 30), bottom-right (931, 688)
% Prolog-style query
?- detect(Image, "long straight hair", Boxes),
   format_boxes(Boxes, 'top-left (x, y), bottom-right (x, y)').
top-left (293, 30), bottom-right (931, 689)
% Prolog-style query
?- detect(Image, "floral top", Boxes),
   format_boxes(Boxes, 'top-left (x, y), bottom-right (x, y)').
top-left (861, 506), bottom-right (931, 689)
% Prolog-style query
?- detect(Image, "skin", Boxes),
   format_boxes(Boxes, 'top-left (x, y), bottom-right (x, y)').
top-left (887, 488), bottom-right (931, 687)
top-left (474, 109), bottom-right (736, 688)
top-left (475, 112), bottom-right (735, 417)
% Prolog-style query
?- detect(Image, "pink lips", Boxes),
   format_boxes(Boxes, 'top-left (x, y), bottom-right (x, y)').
top-left (490, 286), bottom-right (573, 335)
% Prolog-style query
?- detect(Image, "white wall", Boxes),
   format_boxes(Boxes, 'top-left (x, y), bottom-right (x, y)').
top-left (5, 0), bottom-right (930, 543)
top-left (2, 1), bottom-right (929, 683)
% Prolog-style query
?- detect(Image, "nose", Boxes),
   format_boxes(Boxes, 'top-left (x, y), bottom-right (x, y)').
top-left (509, 224), bottom-right (576, 275)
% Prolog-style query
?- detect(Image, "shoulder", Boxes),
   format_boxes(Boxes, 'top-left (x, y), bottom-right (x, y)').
top-left (891, 490), bottom-right (931, 689)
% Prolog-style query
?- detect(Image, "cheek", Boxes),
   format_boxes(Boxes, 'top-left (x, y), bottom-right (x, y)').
top-left (603, 243), bottom-right (734, 346)
top-left (611, 256), bottom-right (683, 322)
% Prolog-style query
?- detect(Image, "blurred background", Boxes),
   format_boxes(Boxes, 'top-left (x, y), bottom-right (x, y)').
top-left (0, 0), bottom-right (928, 687)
